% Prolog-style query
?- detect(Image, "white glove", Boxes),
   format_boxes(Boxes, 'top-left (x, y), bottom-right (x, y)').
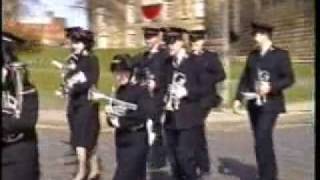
top-left (105, 105), bottom-right (120, 127)
top-left (258, 81), bottom-right (271, 96)
top-left (66, 71), bottom-right (87, 88)
top-left (146, 119), bottom-right (156, 146)
top-left (147, 79), bottom-right (156, 92)
top-left (109, 116), bottom-right (120, 128)
top-left (2, 68), bottom-right (8, 83)
top-left (174, 85), bottom-right (188, 99)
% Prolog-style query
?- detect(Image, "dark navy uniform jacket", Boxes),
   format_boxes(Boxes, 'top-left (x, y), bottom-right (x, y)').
top-left (164, 55), bottom-right (208, 129)
top-left (2, 85), bottom-right (39, 164)
top-left (235, 46), bottom-right (295, 113)
top-left (133, 47), bottom-right (170, 99)
top-left (113, 84), bottom-right (155, 130)
top-left (190, 50), bottom-right (226, 110)
top-left (132, 47), bottom-right (170, 124)
top-left (69, 54), bottom-right (100, 106)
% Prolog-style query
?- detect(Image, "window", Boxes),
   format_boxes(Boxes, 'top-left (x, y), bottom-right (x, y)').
top-left (126, 3), bottom-right (136, 24)
top-left (194, 0), bottom-right (205, 18)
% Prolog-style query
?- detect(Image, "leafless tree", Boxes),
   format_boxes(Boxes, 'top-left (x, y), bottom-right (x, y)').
top-left (72, 0), bottom-right (127, 30)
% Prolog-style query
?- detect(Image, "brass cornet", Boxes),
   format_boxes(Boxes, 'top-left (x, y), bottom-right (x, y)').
top-left (2, 62), bottom-right (26, 118)
top-left (164, 72), bottom-right (187, 111)
top-left (88, 88), bottom-right (138, 113)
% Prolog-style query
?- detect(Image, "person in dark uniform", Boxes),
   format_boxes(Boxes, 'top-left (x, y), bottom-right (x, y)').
top-left (105, 55), bottom-right (154, 180)
top-left (2, 32), bottom-right (40, 180)
top-left (233, 22), bottom-right (295, 180)
top-left (65, 29), bottom-right (101, 180)
top-left (189, 29), bottom-right (226, 179)
top-left (134, 26), bottom-right (170, 170)
top-left (62, 26), bottom-right (84, 158)
top-left (163, 27), bottom-right (208, 180)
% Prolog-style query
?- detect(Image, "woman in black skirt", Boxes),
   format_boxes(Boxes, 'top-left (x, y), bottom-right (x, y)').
top-left (65, 29), bottom-right (100, 180)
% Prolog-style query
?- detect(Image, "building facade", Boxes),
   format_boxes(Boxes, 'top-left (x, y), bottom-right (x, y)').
top-left (90, 0), bottom-right (314, 62)
top-left (3, 17), bottom-right (66, 46)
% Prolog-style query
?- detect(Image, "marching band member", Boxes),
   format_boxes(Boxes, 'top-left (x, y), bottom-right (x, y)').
top-left (163, 27), bottom-right (208, 180)
top-left (61, 26), bottom-right (83, 158)
top-left (66, 29), bottom-right (101, 180)
top-left (135, 26), bottom-right (170, 169)
top-left (106, 54), bottom-right (155, 180)
top-left (233, 22), bottom-right (295, 180)
top-left (189, 29), bottom-right (226, 179)
top-left (2, 32), bottom-right (40, 180)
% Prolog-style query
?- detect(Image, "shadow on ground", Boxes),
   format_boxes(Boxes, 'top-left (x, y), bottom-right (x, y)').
top-left (217, 157), bottom-right (258, 180)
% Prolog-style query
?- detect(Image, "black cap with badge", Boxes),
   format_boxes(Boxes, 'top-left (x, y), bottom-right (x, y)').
top-left (110, 54), bottom-right (132, 73)
top-left (188, 29), bottom-right (207, 42)
top-left (163, 27), bottom-right (187, 45)
top-left (64, 26), bottom-right (83, 39)
top-left (251, 21), bottom-right (274, 37)
top-left (143, 27), bottom-right (161, 39)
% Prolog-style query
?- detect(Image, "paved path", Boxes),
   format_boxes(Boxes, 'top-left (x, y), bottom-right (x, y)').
top-left (37, 113), bottom-right (314, 180)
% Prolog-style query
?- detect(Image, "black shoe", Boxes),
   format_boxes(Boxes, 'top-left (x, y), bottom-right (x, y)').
top-left (198, 172), bottom-right (211, 180)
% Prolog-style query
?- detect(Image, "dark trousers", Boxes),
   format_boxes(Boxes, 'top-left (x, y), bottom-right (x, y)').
top-left (148, 121), bottom-right (167, 169)
top-left (165, 127), bottom-right (199, 180)
top-left (113, 130), bottom-right (149, 180)
top-left (248, 107), bottom-right (279, 180)
top-left (2, 161), bottom-right (40, 180)
top-left (194, 124), bottom-right (211, 174)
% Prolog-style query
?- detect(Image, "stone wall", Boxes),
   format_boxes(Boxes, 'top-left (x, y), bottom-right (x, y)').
top-left (231, 0), bottom-right (314, 62)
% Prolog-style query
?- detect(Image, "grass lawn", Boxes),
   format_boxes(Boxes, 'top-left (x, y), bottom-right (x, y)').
top-left (17, 47), bottom-right (314, 109)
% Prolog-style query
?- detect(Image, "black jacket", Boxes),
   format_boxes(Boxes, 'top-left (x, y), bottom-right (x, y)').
top-left (164, 54), bottom-right (208, 129)
top-left (235, 46), bottom-right (295, 113)
top-left (69, 53), bottom-right (100, 106)
top-left (111, 84), bottom-right (155, 130)
top-left (133, 47), bottom-right (170, 97)
top-left (190, 50), bottom-right (226, 110)
top-left (2, 85), bottom-right (39, 164)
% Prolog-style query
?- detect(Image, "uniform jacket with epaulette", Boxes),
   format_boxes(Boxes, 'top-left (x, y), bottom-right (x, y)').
top-left (190, 50), bottom-right (226, 110)
top-left (235, 46), bottom-right (295, 113)
top-left (164, 55), bottom-right (208, 129)
top-left (109, 84), bottom-right (155, 130)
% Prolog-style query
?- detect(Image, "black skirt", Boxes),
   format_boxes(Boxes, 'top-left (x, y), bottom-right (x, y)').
top-left (67, 102), bottom-right (100, 150)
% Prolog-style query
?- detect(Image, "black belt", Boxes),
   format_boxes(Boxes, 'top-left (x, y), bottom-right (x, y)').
top-left (119, 124), bottom-right (146, 133)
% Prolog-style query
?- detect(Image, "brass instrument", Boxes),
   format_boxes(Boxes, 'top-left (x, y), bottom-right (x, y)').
top-left (51, 54), bottom-right (86, 97)
top-left (255, 68), bottom-right (270, 106)
top-left (88, 88), bottom-right (138, 117)
top-left (164, 72), bottom-right (187, 111)
top-left (2, 62), bottom-right (26, 119)
top-left (241, 69), bottom-right (270, 106)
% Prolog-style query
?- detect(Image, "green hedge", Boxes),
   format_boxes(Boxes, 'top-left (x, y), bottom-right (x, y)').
top-left (17, 47), bottom-right (314, 109)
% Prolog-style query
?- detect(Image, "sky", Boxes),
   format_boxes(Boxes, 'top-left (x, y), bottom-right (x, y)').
top-left (19, 0), bottom-right (89, 28)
